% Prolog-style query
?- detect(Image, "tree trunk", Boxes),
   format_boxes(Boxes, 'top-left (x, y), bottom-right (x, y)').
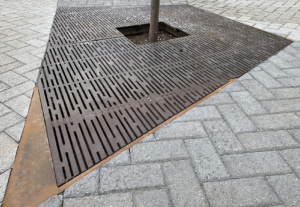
top-left (149, 0), bottom-right (160, 43)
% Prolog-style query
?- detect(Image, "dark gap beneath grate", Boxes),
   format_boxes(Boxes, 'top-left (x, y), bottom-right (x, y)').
top-left (117, 22), bottom-right (189, 45)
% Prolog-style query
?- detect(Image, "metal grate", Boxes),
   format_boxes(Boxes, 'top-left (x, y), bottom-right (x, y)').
top-left (39, 5), bottom-right (291, 186)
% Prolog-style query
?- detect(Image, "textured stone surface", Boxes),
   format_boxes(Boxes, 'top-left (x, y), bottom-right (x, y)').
top-left (222, 151), bottom-right (292, 178)
top-left (134, 189), bottom-right (171, 207)
top-left (64, 193), bottom-right (133, 207)
top-left (163, 160), bottom-right (209, 207)
top-left (155, 122), bottom-right (207, 140)
top-left (0, 112), bottom-right (24, 131)
top-left (280, 149), bottom-right (300, 178)
top-left (261, 98), bottom-right (300, 113)
top-left (131, 140), bottom-right (188, 163)
top-left (251, 113), bottom-right (300, 130)
top-left (4, 121), bottom-right (25, 142)
top-left (218, 104), bottom-right (257, 133)
top-left (0, 170), bottom-right (11, 202)
top-left (0, 133), bottom-right (18, 173)
top-left (238, 130), bottom-right (299, 151)
top-left (203, 119), bottom-right (245, 155)
top-left (37, 195), bottom-right (62, 207)
top-left (4, 95), bottom-right (31, 117)
top-left (173, 106), bottom-right (221, 122)
top-left (203, 177), bottom-right (281, 207)
top-left (103, 150), bottom-right (130, 167)
top-left (267, 174), bottom-right (300, 207)
top-left (185, 138), bottom-right (230, 182)
top-left (100, 164), bottom-right (164, 192)
top-left (64, 169), bottom-right (99, 198)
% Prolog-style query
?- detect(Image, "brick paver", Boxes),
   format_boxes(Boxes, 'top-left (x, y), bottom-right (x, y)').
top-left (1, 0), bottom-right (300, 206)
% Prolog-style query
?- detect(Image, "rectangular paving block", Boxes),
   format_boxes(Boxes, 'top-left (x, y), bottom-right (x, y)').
top-left (277, 77), bottom-right (300, 87)
top-left (203, 177), bottom-right (281, 207)
top-left (155, 122), bottom-right (207, 140)
top-left (185, 138), bottom-right (230, 182)
top-left (218, 104), bottom-right (257, 133)
top-left (239, 79), bottom-right (275, 100)
top-left (220, 81), bottom-right (245, 92)
top-left (251, 113), bottom-right (300, 130)
top-left (163, 160), bottom-right (209, 207)
top-left (103, 150), bottom-right (130, 167)
top-left (0, 170), bottom-right (11, 202)
top-left (134, 189), bottom-right (171, 207)
top-left (100, 163), bottom-right (164, 192)
top-left (238, 130), bottom-right (299, 151)
top-left (131, 140), bottom-right (188, 163)
top-left (279, 149), bottom-right (300, 178)
top-left (222, 151), bottom-right (292, 178)
top-left (0, 81), bottom-right (35, 102)
top-left (270, 87), bottom-right (300, 99)
top-left (139, 134), bottom-right (155, 143)
top-left (261, 98), bottom-right (300, 113)
top-left (259, 62), bottom-right (289, 78)
top-left (0, 71), bottom-right (28, 87)
top-left (230, 91), bottom-right (267, 115)
top-left (0, 112), bottom-right (24, 132)
top-left (0, 103), bottom-right (11, 117)
top-left (284, 68), bottom-right (300, 77)
top-left (4, 95), bottom-right (31, 117)
top-left (269, 56), bottom-right (294, 69)
top-left (203, 119), bottom-right (245, 155)
top-left (0, 54), bottom-right (15, 66)
top-left (288, 129), bottom-right (300, 142)
top-left (198, 93), bottom-right (234, 106)
top-left (267, 174), bottom-right (300, 207)
top-left (173, 106), bottom-right (221, 122)
top-left (250, 71), bottom-right (282, 88)
top-left (63, 193), bottom-right (133, 207)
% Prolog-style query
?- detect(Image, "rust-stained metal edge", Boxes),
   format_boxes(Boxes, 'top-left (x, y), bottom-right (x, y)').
top-left (2, 79), bottom-right (236, 207)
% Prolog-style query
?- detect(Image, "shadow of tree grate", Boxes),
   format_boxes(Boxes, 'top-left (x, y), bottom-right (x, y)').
top-left (38, 5), bottom-right (291, 186)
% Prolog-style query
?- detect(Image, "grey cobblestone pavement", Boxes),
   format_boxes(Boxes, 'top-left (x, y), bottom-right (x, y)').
top-left (1, 0), bottom-right (300, 206)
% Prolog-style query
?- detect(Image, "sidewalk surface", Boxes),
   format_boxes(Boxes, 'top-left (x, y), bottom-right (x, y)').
top-left (1, 0), bottom-right (300, 206)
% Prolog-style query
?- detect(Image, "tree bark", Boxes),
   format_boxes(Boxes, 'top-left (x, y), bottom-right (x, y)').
top-left (149, 0), bottom-right (160, 43)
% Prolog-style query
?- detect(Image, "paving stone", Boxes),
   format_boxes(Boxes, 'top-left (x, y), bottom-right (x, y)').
top-left (64, 193), bottom-right (133, 207)
top-left (251, 113), bottom-right (300, 130)
top-left (0, 103), bottom-right (11, 116)
top-left (185, 138), bottom-right (230, 182)
top-left (230, 91), bottom-right (267, 115)
top-left (288, 32), bottom-right (300, 41)
top-left (203, 177), bottom-right (281, 207)
top-left (239, 130), bottom-right (299, 151)
top-left (140, 134), bottom-right (155, 143)
top-left (259, 62), bottom-right (289, 78)
top-left (5, 40), bottom-right (28, 49)
top-left (284, 23), bottom-right (299, 29)
top-left (38, 195), bottom-right (62, 207)
top-left (270, 87), bottom-right (300, 99)
top-left (203, 119), bottom-right (245, 155)
top-left (222, 151), bottom-right (292, 178)
top-left (277, 50), bottom-right (298, 62)
top-left (64, 169), bottom-right (99, 198)
top-left (0, 112), bottom-right (24, 132)
top-left (23, 69), bottom-right (39, 82)
top-left (134, 189), bottom-right (171, 207)
top-left (269, 56), bottom-right (294, 69)
top-left (220, 81), bottom-right (245, 92)
top-left (155, 122), bottom-right (207, 140)
top-left (288, 129), bottom-right (300, 142)
top-left (0, 170), bottom-right (11, 203)
top-left (261, 98), bottom-right (300, 113)
top-left (5, 121), bottom-right (25, 142)
top-left (0, 132), bottom-right (18, 173)
top-left (198, 93), bottom-right (234, 106)
top-left (13, 60), bottom-right (41, 74)
top-left (11, 53), bottom-right (40, 64)
top-left (267, 174), bottom-right (300, 207)
top-left (0, 61), bottom-right (24, 74)
top-left (163, 160), bottom-right (209, 207)
top-left (277, 77), bottom-right (300, 87)
top-left (0, 83), bottom-right (9, 92)
top-left (279, 149), bottom-right (300, 178)
top-left (218, 104), bottom-right (257, 133)
top-left (239, 79), bottom-right (275, 100)
top-left (237, 73), bottom-right (253, 81)
top-left (284, 68), bottom-right (300, 77)
top-left (0, 81), bottom-right (35, 102)
top-left (0, 54), bottom-right (15, 66)
top-left (131, 140), bottom-right (188, 163)
top-left (25, 39), bottom-right (47, 48)
top-left (4, 95), bottom-right (31, 117)
top-left (173, 106), bottom-right (221, 122)
top-left (100, 163), bottom-right (164, 192)
top-left (250, 71), bottom-right (283, 88)
top-left (0, 71), bottom-right (28, 87)
top-left (103, 150), bottom-right (130, 167)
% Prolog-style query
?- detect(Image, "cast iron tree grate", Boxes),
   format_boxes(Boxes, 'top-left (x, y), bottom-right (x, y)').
top-left (38, 5), bottom-right (291, 186)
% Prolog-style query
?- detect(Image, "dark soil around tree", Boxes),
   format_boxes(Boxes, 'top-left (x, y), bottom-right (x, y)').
top-left (126, 30), bottom-right (176, 45)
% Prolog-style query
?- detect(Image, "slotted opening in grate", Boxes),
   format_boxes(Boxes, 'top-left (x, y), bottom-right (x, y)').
top-left (117, 22), bottom-right (189, 45)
